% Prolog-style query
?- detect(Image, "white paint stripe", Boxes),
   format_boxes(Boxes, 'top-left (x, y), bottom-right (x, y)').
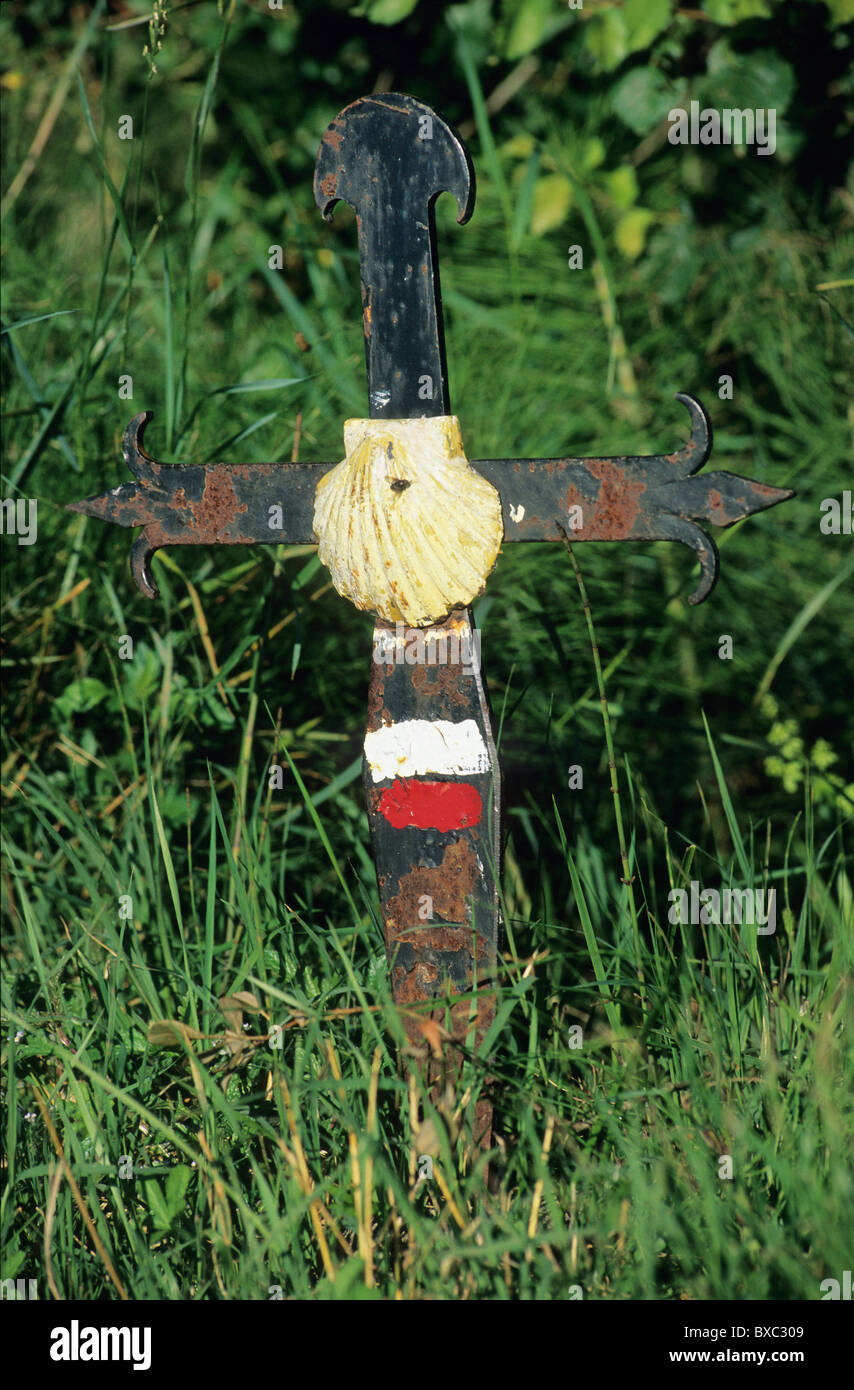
top-left (364, 718), bottom-right (490, 783)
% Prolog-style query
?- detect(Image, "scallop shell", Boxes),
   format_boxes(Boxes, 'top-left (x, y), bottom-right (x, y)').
top-left (313, 415), bottom-right (503, 628)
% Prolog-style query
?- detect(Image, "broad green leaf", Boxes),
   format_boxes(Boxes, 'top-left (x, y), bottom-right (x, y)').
top-left (580, 137), bottom-right (606, 173)
top-left (702, 0), bottom-right (772, 21)
top-left (144, 1179), bottom-right (170, 1232)
top-left (584, 10), bottom-right (630, 71)
top-left (625, 0), bottom-right (672, 52)
top-left (615, 207), bottom-right (655, 259)
top-left (502, 133), bottom-right (536, 160)
top-left (505, 0), bottom-right (550, 59)
top-left (165, 1165), bottom-right (192, 1218)
top-left (54, 678), bottom-right (110, 720)
top-left (530, 174), bottom-right (573, 236)
top-left (604, 166), bottom-right (639, 211)
top-left (643, 221), bottom-right (698, 304)
top-left (361, 0), bottom-right (419, 22)
top-left (703, 41), bottom-right (796, 113)
top-left (611, 67), bottom-right (676, 135)
top-left (122, 642), bottom-right (161, 712)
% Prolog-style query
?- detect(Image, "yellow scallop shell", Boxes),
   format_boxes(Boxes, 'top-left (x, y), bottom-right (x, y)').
top-left (312, 415), bottom-right (503, 628)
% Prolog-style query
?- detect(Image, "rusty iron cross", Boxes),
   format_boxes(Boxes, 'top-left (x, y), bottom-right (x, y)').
top-left (69, 95), bottom-right (793, 1155)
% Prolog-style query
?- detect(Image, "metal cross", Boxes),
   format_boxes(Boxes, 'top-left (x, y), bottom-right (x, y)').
top-left (68, 94), bottom-right (793, 1158)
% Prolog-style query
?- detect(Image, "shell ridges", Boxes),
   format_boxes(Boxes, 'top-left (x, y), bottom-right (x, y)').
top-left (313, 415), bottom-right (503, 627)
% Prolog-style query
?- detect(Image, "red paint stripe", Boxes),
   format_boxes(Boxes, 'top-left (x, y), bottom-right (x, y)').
top-left (377, 779), bottom-right (482, 831)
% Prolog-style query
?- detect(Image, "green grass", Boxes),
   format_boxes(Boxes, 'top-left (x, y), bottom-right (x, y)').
top-left (2, 2), bottom-right (852, 1301)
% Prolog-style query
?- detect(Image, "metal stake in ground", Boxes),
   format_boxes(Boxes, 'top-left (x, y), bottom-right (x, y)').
top-left (68, 93), bottom-right (794, 1159)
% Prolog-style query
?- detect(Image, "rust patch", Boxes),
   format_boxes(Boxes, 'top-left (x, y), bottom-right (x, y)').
top-left (365, 659), bottom-right (394, 729)
top-left (196, 468), bottom-right (248, 543)
top-left (563, 483), bottom-right (585, 524)
top-left (410, 658), bottom-right (469, 707)
top-left (578, 459), bottom-right (647, 539)
top-left (706, 488), bottom-right (726, 527)
top-left (319, 172), bottom-right (338, 199)
top-left (385, 837), bottom-right (478, 940)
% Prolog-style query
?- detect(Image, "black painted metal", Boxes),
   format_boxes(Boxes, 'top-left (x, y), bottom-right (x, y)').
top-left (314, 94), bottom-right (474, 419)
top-left (68, 397), bottom-right (793, 605)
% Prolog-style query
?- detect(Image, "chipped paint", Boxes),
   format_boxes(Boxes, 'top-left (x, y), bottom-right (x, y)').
top-left (364, 716), bottom-right (490, 782)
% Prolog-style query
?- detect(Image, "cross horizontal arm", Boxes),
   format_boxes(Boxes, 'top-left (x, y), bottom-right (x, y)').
top-left (67, 395), bottom-right (793, 603)
top-left (477, 393), bottom-right (793, 602)
top-left (66, 413), bottom-right (331, 597)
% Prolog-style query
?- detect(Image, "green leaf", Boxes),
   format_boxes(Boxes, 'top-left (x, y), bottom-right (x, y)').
top-left (1, 311), bottom-right (77, 334)
top-left (144, 1169), bottom-right (190, 1230)
top-left (580, 137), bottom-right (606, 173)
top-left (644, 221), bottom-right (698, 304)
top-left (0, 1240), bottom-right (26, 1281)
top-left (611, 67), bottom-right (676, 135)
top-left (53, 678), bottom-right (110, 720)
top-left (75, 74), bottom-right (134, 258)
top-left (615, 207), bottom-right (655, 259)
top-left (701, 0), bottom-right (772, 22)
top-left (121, 642), bottom-right (161, 712)
top-left (143, 1178), bottom-right (170, 1232)
top-left (360, 0), bottom-right (419, 23)
top-left (625, 0), bottom-right (672, 52)
top-left (702, 41), bottom-right (796, 113)
top-left (366, 949), bottom-right (387, 988)
top-left (156, 786), bottom-right (193, 826)
top-left (505, 0), bottom-right (550, 59)
top-left (217, 377), bottom-right (306, 395)
top-left (584, 10), bottom-right (630, 71)
top-left (165, 1165), bottom-right (192, 1219)
top-left (603, 167), bottom-right (639, 211)
top-left (502, 133), bottom-right (536, 160)
top-left (530, 174), bottom-right (573, 236)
